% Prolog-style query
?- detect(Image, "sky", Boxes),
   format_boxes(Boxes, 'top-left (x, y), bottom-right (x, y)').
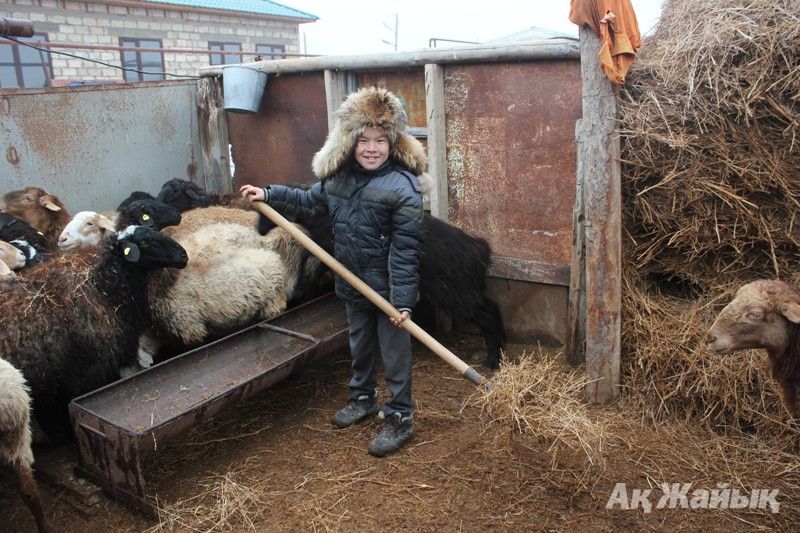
top-left (281, 1), bottom-right (665, 56)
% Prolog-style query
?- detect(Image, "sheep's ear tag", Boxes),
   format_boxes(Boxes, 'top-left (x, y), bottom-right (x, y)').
top-left (37, 231), bottom-right (44, 236)
top-left (140, 213), bottom-right (153, 227)
top-left (121, 242), bottom-right (141, 262)
top-left (780, 301), bottom-right (800, 324)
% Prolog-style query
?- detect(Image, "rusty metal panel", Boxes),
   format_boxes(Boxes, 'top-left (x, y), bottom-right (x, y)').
top-left (358, 70), bottom-right (427, 128)
top-left (228, 72), bottom-right (327, 188)
top-left (444, 61), bottom-right (581, 286)
top-left (0, 80), bottom-right (202, 212)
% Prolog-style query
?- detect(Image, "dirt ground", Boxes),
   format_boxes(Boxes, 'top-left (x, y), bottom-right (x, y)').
top-left (3, 332), bottom-right (798, 532)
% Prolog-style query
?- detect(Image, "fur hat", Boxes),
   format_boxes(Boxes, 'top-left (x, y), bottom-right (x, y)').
top-left (312, 86), bottom-right (429, 181)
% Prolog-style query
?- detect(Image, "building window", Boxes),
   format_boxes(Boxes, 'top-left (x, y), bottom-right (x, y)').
top-left (209, 42), bottom-right (242, 65)
top-left (119, 38), bottom-right (165, 82)
top-left (255, 44), bottom-right (286, 60)
top-left (0, 33), bottom-right (52, 88)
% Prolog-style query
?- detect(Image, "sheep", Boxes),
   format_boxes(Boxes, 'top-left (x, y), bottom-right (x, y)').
top-left (0, 187), bottom-right (71, 252)
top-left (0, 239), bottom-right (26, 271)
top-left (0, 226), bottom-right (188, 440)
top-left (0, 259), bottom-right (14, 278)
top-left (117, 191), bottom-right (155, 211)
top-left (58, 211), bottom-right (116, 251)
top-left (148, 222), bottom-right (288, 347)
top-left (707, 279), bottom-right (800, 418)
top-left (0, 213), bottom-right (49, 267)
top-left (0, 357), bottom-right (51, 532)
top-left (256, 199), bottom-right (507, 368)
top-left (157, 178), bottom-right (252, 212)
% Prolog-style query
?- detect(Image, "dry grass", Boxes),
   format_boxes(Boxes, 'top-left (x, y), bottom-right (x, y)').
top-left (471, 350), bottom-right (608, 466)
top-left (619, 0), bottom-right (800, 288)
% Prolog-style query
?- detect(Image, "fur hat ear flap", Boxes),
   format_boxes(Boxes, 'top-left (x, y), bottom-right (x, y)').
top-left (391, 133), bottom-right (428, 176)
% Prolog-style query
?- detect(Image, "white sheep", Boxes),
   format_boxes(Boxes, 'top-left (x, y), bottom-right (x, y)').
top-left (58, 211), bottom-right (116, 251)
top-left (0, 239), bottom-right (26, 271)
top-left (0, 357), bottom-right (51, 532)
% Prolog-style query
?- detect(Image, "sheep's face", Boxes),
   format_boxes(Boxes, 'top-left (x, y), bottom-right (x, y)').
top-left (59, 211), bottom-right (115, 251)
top-left (156, 179), bottom-right (208, 213)
top-left (119, 199), bottom-right (181, 230)
top-left (0, 240), bottom-right (25, 270)
top-left (1, 187), bottom-right (63, 233)
top-left (707, 280), bottom-right (800, 355)
top-left (116, 226), bottom-right (188, 270)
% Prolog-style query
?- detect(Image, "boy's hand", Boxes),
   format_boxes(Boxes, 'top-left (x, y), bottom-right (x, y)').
top-left (391, 310), bottom-right (411, 327)
top-left (240, 184), bottom-right (265, 202)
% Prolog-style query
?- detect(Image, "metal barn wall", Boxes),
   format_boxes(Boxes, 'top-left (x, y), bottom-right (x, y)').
top-left (221, 57), bottom-right (580, 345)
top-left (0, 80), bottom-right (202, 212)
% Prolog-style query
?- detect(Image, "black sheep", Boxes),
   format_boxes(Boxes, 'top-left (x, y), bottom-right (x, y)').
top-left (117, 191), bottom-right (155, 211)
top-left (157, 178), bottom-right (251, 212)
top-left (0, 226), bottom-right (188, 440)
top-left (0, 213), bottom-right (48, 267)
top-left (114, 197), bottom-right (182, 230)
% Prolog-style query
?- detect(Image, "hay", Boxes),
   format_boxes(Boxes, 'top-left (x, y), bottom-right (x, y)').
top-left (619, 0), bottom-right (800, 287)
top-left (472, 350), bottom-right (608, 465)
top-left (615, 0), bottom-right (800, 445)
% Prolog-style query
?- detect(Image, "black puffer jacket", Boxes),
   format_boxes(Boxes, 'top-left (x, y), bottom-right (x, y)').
top-left (268, 161), bottom-right (424, 310)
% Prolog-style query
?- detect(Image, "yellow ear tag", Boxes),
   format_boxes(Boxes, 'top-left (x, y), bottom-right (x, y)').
top-left (124, 247), bottom-right (131, 256)
top-left (142, 214), bottom-right (150, 221)
top-left (37, 231), bottom-right (44, 236)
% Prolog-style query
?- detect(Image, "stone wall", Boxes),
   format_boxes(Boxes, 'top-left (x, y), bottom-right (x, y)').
top-left (3, 0), bottom-right (304, 85)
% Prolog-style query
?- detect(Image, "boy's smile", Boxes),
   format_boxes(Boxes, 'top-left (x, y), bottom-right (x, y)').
top-left (355, 127), bottom-right (390, 170)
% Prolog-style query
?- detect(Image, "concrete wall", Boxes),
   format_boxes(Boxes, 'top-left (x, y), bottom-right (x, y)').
top-left (3, 0), bottom-right (304, 84)
top-left (0, 80), bottom-right (202, 212)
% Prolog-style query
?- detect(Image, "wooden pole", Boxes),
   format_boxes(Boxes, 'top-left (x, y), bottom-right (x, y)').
top-left (425, 63), bottom-right (449, 222)
top-left (575, 26), bottom-right (622, 403)
top-left (250, 201), bottom-right (487, 386)
top-left (196, 77), bottom-right (232, 193)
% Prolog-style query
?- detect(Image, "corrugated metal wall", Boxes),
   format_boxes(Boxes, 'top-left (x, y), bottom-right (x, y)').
top-left (0, 80), bottom-right (202, 212)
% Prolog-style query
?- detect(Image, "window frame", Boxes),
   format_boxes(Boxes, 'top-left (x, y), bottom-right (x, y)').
top-left (255, 43), bottom-right (286, 60)
top-left (0, 32), bottom-right (53, 89)
top-left (208, 41), bottom-right (243, 65)
top-left (118, 37), bottom-right (165, 83)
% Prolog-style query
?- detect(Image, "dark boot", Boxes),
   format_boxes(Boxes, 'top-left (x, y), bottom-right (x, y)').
top-left (331, 395), bottom-right (380, 428)
top-left (368, 412), bottom-right (414, 457)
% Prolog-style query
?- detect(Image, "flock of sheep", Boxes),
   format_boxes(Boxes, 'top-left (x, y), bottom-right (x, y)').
top-left (0, 178), bottom-right (510, 530)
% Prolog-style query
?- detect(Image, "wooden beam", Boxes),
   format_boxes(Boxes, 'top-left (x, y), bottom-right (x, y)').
top-left (425, 63), bottom-right (448, 221)
top-left (200, 41), bottom-right (581, 76)
top-left (323, 69), bottom-right (357, 131)
top-left (196, 76), bottom-right (232, 193)
top-left (566, 118), bottom-right (587, 366)
top-left (576, 26), bottom-right (621, 403)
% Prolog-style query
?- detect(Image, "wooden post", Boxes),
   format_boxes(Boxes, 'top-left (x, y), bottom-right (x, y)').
top-left (323, 69), bottom-right (357, 131)
top-left (425, 63), bottom-right (448, 221)
top-left (565, 117), bottom-right (586, 366)
top-left (196, 76), bottom-right (232, 193)
top-left (574, 26), bottom-right (621, 403)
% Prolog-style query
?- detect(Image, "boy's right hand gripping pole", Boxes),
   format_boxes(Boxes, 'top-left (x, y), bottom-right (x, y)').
top-left (251, 200), bottom-right (487, 387)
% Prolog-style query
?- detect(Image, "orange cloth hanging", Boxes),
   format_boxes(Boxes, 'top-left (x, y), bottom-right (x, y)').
top-left (569, 0), bottom-right (641, 84)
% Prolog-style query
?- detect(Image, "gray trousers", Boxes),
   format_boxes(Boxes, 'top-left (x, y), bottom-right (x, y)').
top-left (346, 301), bottom-right (414, 417)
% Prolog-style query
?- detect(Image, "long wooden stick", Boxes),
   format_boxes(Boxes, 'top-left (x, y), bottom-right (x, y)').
top-left (251, 201), bottom-right (486, 386)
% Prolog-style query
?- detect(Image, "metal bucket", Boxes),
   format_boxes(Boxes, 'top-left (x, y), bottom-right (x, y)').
top-left (222, 65), bottom-right (268, 113)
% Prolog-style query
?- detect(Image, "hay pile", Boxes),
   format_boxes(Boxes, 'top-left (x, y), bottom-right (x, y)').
top-left (620, 0), bottom-right (800, 287)
top-left (618, 0), bottom-right (800, 441)
top-left (474, 350), bottom-right (608, 465)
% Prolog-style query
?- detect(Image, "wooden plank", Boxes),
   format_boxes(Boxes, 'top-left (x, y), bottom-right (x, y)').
top-left (196, 76), bottom-right (232, 193)
top-left (323, 69), bottom-right (357, 131)
top-left (578, 26), bottom-right (621, 403)
top-left (200, 42), bottom-right (581, 76)
top-left (489, 256), bottom-right (570, 287)
top-left (425, 63), bottom-right (448, 221)
top-left (566, 117), bottom-right (587, 366)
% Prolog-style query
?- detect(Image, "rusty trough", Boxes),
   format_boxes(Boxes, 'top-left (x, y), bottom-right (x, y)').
top-left (68, 293), bottom-right (348, 516)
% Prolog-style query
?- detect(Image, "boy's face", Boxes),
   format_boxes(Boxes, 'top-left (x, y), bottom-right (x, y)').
top-left (355, 127), bottom-right (390, 170)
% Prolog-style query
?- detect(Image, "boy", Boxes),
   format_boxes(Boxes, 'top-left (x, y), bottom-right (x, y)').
top-left (240, 87), bottom-right (430, 457)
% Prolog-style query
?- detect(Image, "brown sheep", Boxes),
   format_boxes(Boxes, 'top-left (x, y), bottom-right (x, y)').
top-left (706, 279), bottom-right (800, 418)
top-left (0, 187), bottom-right (71, 252)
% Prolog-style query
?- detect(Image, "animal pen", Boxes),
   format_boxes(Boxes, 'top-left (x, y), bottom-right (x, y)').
top-left (3, 1), bottom-right (799, 528)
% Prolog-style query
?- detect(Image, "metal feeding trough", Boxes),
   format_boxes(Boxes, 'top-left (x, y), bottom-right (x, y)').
top-left (68, 293), bottom-right (348, 516)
